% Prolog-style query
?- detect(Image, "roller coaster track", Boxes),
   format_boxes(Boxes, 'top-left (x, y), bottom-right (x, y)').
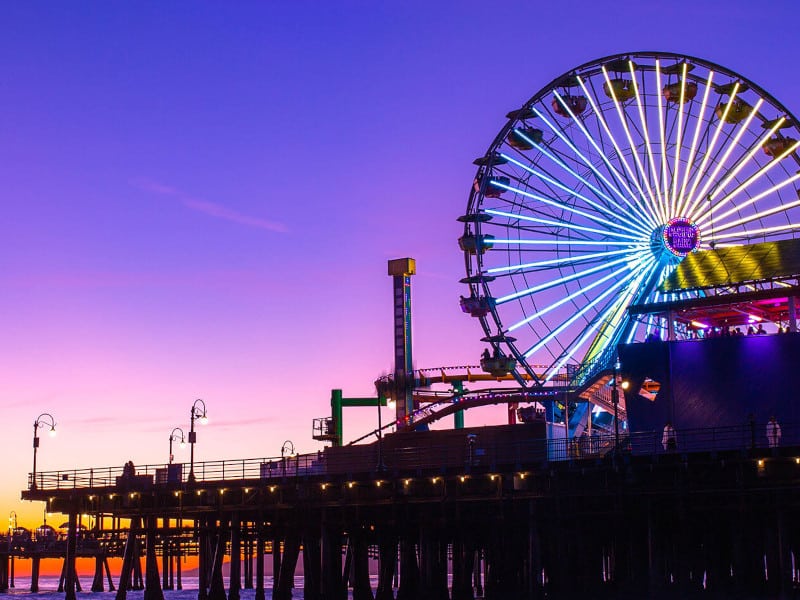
top-left (355, 361), bottom-right (626, 444)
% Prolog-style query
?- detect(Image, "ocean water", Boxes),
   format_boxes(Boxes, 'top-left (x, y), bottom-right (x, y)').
top-left (1, 576), bottom-right (379, 599)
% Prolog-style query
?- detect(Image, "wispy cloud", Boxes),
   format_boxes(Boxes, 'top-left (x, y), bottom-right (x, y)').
top-left (132, 178), bottom-right (288, 233)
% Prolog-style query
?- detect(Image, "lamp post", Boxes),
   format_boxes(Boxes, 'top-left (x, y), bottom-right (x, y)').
top-left (8, 511), bottom-right (16, 588)
top-left (612, 359), bottom-right (620, 450)
top-left (281, 440), bottom-right (295, 476)
top-left (188, 399), bottom-right (208, 483)
top-left (169, 427), bottom-right (186, 464)
top-left (32, 413), bottom-right (57, 490)
top-left (377, 396), bottom-right (389, 471)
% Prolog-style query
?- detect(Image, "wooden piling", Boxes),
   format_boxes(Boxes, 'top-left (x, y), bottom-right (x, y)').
top-left (229, 513), bottom-right (242, 600)
top-left (144, 515), bottom-right (165, 600)
top-left (255, 524), bottom-right (265, 600)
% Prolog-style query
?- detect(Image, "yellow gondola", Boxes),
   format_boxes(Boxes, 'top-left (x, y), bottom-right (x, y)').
top-left (603, 78), bottom-right (635, 102)
top-left (715, 99), bottom-right (752, 124)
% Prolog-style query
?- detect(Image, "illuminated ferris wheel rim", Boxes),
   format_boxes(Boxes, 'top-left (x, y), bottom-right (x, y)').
top-left (462, 50), bottom-right (800, 385)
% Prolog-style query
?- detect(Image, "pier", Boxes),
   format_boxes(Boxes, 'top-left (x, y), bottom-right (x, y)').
top-left (14, 421), bottom-right (800, 600)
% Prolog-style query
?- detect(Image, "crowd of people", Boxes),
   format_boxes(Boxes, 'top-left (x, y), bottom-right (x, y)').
top-left (679, 321), bottom-right (794, 340)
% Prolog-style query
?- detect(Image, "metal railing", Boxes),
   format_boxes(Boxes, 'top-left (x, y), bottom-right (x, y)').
top-left (568, 344), bottom-right (617, 389)
top-left (28, 422), bottom-right (798, 491)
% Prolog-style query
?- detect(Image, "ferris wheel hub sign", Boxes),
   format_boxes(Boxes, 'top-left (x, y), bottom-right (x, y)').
top-left (663, 218), bottom-right (700, 257)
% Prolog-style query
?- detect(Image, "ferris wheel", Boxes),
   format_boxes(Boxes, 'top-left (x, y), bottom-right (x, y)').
top-left (460, 51), bottom-right (800, 386)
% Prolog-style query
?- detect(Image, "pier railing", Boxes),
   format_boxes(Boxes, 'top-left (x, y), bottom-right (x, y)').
top-left (29, 421), bottom-right (798, 491)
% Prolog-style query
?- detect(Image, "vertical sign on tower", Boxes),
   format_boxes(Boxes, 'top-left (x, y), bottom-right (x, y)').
top-left (388, 258), bottom-right (416, 425)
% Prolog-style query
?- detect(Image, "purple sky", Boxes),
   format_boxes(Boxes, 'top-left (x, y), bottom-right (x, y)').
top-left (3, 1), bottom-right (799, 525)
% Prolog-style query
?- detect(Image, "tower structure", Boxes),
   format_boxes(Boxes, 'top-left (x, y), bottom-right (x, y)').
top-left (388, 258), bottom-right (416, 424)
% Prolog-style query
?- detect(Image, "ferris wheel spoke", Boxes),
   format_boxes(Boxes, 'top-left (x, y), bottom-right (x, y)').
top-left (488, 179), bottom-right (646, 235)
top-left (693, 138), bottom-right (800, 226)
top-left (511, 133), bottom-right (643, 227)
top-left (499, 167), bottom-right (596, 223)
top-left (485, 209), bottom-right (645, 241)
top-left (577, 76), bottom-right (662, 228)
top-left (683, 83), bottom-right (745, 216)
top-left (495, 254), bottom-right (640, 305)
top-left (553, 90), bottom-right (648, 227)
top-left (543, 261), bottom-right (658, 383)
top-left (628, 62), bottom-right (668, 222)
top-left (626, 314), bottom-right (645, 343)
top-left (701, 172), bottom-right (800, 230)
top-left (669, 63), bottom-right (692, 214)
top-left (676, 70), bottom-right (716, 216)
top-left (485, 247), bottom-right (641, 275)
top-left (649, 61), bottom-right (669, 214)
top-left (690, 116), bottom-right (787, 222)
top-left (686, 98), bottom-right (765, 217)
top-left (521, 257), bottom-right (656, 359)
top-left (506, 263), bottom-right (637, 332)
top-left (498, 152), bottom-right (651, 237)
top-left (492, 238), bottom-right (645, 249)
top-left (584, 68), bottom-right (660, 227)
top-left (531, 105), bottom-right (658, 229)
top-left (706, 204), bottom-right (800, 237)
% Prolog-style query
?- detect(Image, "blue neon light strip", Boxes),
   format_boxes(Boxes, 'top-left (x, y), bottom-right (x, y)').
top-left (491, 239), bottom-right (645, 247)
top-left (571, 78), bottom-right (663, 227)
top-left (484, 209), bottom-right (645, 241)
top-left (485, 247), bottom-right (637, 274)
top-left (496, 255), bottom-right (637, 305)
top-left (521, 257), bottom-right (656, 358)
top-left (515, 131), bottom-right (640, 224)
top-left (531, 105), bottom-right (647, 210)
top-left (488, 179), bottom-right (643, 234)
top-left (578, 259), bottom-right (660, 365)
top-left (544, 295), bottom-right (631, 384)
top-left (507, 263), bottom-right (636, 332)
top-left (498, 152), bottom-right (652, 238)
top-left (563, 81), bottom-right (661, 229)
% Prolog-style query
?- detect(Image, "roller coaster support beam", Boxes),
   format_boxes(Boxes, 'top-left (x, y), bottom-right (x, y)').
top-left (452, 381), bottom-right (465, 429)
top-left (330, 389), bottom-right (388, 447)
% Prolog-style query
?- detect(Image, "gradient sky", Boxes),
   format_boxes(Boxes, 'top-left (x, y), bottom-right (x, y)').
top-left (3, 0), bottom-right (800, 527)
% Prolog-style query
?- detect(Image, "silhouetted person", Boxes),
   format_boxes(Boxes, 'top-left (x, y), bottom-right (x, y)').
top-left (756, 323), bottom-right (766, 335)
top-left (481, 348), bottom-right (490, 361)
top-left (662, 422), bottom-right (677, 451)
top-left (735, 327), bottom-right (743, 336)
top-left (767, 416), bottom-right (782, 448)
top-left (747, 326), bottom-right (756, 335)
